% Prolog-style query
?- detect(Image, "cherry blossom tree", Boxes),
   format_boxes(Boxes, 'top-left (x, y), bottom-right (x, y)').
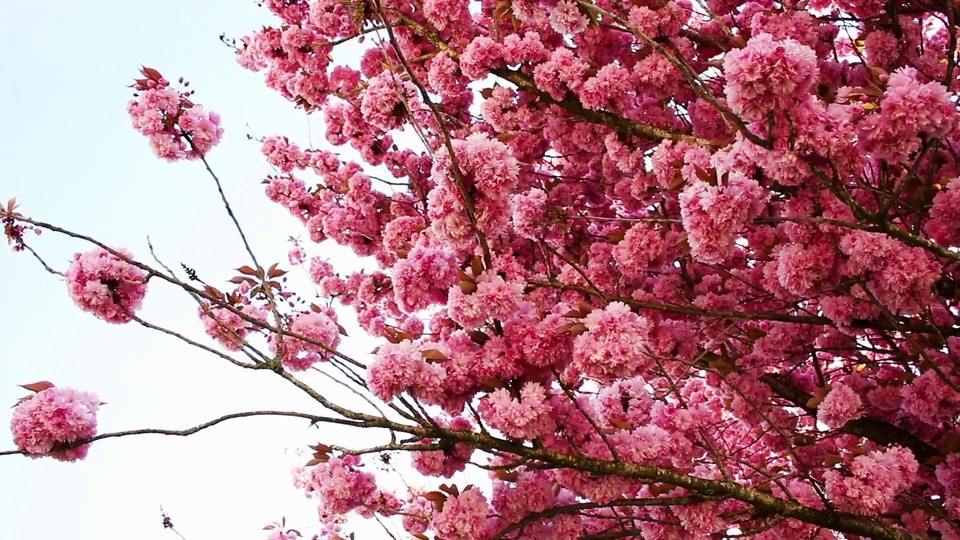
top-left (4, 0), bottom-right (960, 538)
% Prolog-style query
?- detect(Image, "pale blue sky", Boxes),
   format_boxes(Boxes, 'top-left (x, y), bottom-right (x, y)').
top-left (0, 1), bottom-right (397, 538)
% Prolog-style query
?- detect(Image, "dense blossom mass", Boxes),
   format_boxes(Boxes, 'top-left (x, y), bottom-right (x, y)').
top-left (127, 67), bottom-right (223, 160)
top-left (65, 247), bottom-right (148, 324)
top-left (10, 385), bottom-right (100, 462)
top-left (7, 0), bottom-right (960, 538)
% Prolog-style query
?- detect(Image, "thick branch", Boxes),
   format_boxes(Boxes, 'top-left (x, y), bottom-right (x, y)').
top-left (420, 426), bottom-right (925, 540)
top-left (760, 374), bottom-right (938, 462)
top-left (529, 278), bottom-right (960, 337)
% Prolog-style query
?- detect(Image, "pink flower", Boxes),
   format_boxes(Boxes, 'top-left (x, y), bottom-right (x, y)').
top-left (11, 386), bottom-right (100, 462)
top-left (550, 0), bottom-right (588, 34)
top-left (479, 382), bottom-right (555, 439)
top-left (723, 34), bottom-right (818, 121)
top-left (272, 311), bottom-right (341, 371)
top-left (817, 383), bottom-right (862, 428)
top-left (902, 370), bottom-right (960, 425)
top-left (824, 446), bottom-right (918, 515)
top-left (65, 247), bottom-right (148, 324)
top-left (930, 178), bottom-right (960, 243)
top-left (459, 37), bottom-right (503, 81)
top-left (367, 340), bottom-right (445, 401)
top-left (573, 302), bottom-right (651, 379)
top-left (299, 455), bottom-right (383, 519)
top-left (199, 303), bottom-right (266, 351)
top-left (432, 487), bottom-right (491, 540)
top-left (431, 133), bottom-right (519, 202)
top-left (264, 521), bottom-right (302, 540)
top-left (411, 416), bottom-right (475, 477)
top-left (427, 53), bottom-right (463, 97)
top-left (360, 73), bottom-right (418, 132)
top-left (447, 273), bottom-right (524, 329)
top-left (679, 173), bottom-right (767, 264)
top-left (858, 68), bottom-right (958, 165)
top-left (128, 68), bottom-right (222, 160)
top-left (423, 0), bottom-right (471, 33)
top-left (392, 246), bottom-right (459, 313)
top-left (628, 3), bottom-right (686, 38)
top-left (839, 231), bottom-right (941, 313)
top-left (533, 47), bottom-right (588, 101)
top-left (577, 64), bottom-right (632, 111)
top-left (612, 222), bottom-right (665, 278)
top-left (775, 242), bottom-right (836, 296)
top-left (511, 188), bottom-right (548, 239)
top-left (177, 106), bottom-right (224, 156)
top-left (288, 245), bottom-right (307, 266)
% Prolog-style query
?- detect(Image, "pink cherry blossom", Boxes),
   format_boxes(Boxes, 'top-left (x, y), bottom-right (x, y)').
top-left (272, 311), bottom-right (341, 371)
top-left (817, 383), bottom-right (862, 429)
top-left (11, 386), bottom-right (100, 462)
top-left (128, 68), bottom-right (223, 160)
top-left (573, 302), bottom-right (651, 379)
top-left (679, 173), bottom-right (768, 263)
top-left (431, 487), bottom-right (491, 540)
top-left (479, 382), bottom-right (555, 439)
top-left (65, 247), bottom-right (148, 324)
top-left (824, 446), bottom-right (918, 515)
top-left (723, 34), bottom-right (818, 121)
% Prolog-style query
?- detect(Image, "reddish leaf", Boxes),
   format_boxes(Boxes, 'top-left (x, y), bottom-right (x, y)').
top-left (694, 165), bottom-right (716, 184)
top-left (480, 378), bottom-right (505, 392)
top-left (822, 454), bottom-right (843, 467)
top-left (470, 257), bottom-right (484, 277)
top-left (423, 491), bottom-right (447, 502)
top-left (305, 455), bottom-right (329, 466)
top-left (806, 385), bottom-right (830, 409)
top-left (459, 280), bottom-right (477, 295)
top-left (140, 66), bottom-right (163, 80)
top-left (204, 285), bottom-right (224, 299)
top-left (469, 330), bottom-right (489, 345)
top-left (559, 322), bottom-right (587, 336)
top-left (648, 483), bottom-right (673, 496)
top-left (19, 381), bottom-right (55, 393)
top-left (708, 357), bottom-right (735, 376)
top-left (421, 349), bottom-right (449, 362)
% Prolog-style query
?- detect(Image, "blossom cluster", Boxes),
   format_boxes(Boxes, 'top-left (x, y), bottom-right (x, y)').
top-left (11, 385), bottom-right (100, 462)
top-left (15, 0), bottom-right (960, 537)
top-left (127, 67), bottom-right (223, 160)
top-left (65, 247), bottom-right (148, 324)
top-left (218, 1), bottom-right (960, 532)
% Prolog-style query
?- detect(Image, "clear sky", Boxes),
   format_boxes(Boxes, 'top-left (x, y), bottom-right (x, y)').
top-left (0, 1), bottom-right (398, 538)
